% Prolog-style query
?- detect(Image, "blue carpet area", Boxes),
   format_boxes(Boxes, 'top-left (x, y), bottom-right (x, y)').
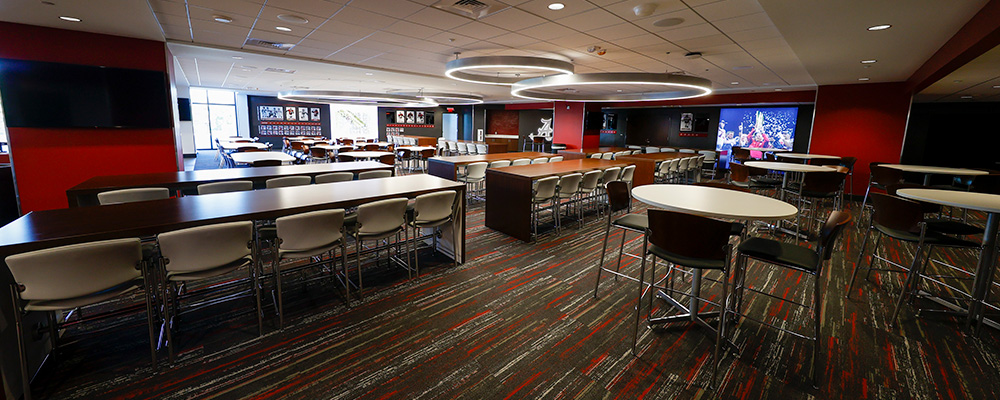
top-left (193, 150), bottom-right (221, 170)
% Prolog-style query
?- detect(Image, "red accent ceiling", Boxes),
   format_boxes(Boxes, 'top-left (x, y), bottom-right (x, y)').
top-left (905, 0), bottom-right (1000, 93)
top-left (0, 22), bottom-right (177, 212)
top-left (809, 82), bottom-right (912, 195)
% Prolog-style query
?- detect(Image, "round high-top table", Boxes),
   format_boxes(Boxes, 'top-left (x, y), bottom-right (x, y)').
top-left (632, 184), bottom-right (797, 331)
top-left (881, 164), bottom-right (988, 185)
top-left (219, 142), bottom-right (268, 151)
top-left (743, 147), bottom-right (789, 152)
top-left (229, 151), bottom-right (296, 165)
top-left (396, 146), bottom-right (435, 152)
top-left (314, 144), bottom-right (353, 152)
top-left (776, 153), bottom-right (841, 163)
top-left (897, 188), bottom-right (1000, 334)
top-left (743, 161), bottom-right (832, 173)
top-left (340, 151), bottom-right (392, 160)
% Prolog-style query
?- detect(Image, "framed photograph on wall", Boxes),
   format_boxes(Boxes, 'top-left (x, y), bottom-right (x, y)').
top-left (405, 111), bottom-right (415, 124)
top-left (425, 112), bottom-right (434, 125)
top-left (680, 112), bottom-right (693, 132)
top-left (259, 106), bottom-right (283, 121)
top-left (395, 110), bottom-right (406, 123)
top-left (415, 111), bottom-right (425, 124)
top-left (310, 108), bottom-right (321, 121)
top-left (285, 107), bottom-right (298, 121)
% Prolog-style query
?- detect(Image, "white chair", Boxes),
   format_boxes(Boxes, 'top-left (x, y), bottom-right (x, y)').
top-left (620, 165), bottom-right (636, 189)
top-left (7, 238), bottom-right (158, 399)
top-left (531, 157), bottom-right (549, 164)
top-left (460, 162), bottom-right (488, 202)
top-left (599, 167), bottom-right (622, 206)
top-left (446, 141), bottom-right (459, 156)
top-left (549, 156), bottom-right (564, 162)
top-left (531, 176), bottom-right (560, 240)
top-left (555, 173), bottom-right (583, 233)
top-left (265, 176), bottom-right (312, 189)
top-left (645, 146), bottom-right (660, 153)
top-left (655, 160), bottom-right (672, 183)
top-left (156, 221), bottom-right (259, 363)
top-left (679, 149), bottom-right (696, 154)
top-left (601, 152), bottom-right (614, 160)
top-left (272, 209), bottom-right (347, 327)
top-left (661, 147), bottom-right (676, 153)
top-left (677, 157), bottom-right (691, 183)
top-left (627, 145), bottom-right (642, 151)
top-left (456, 142), bottom-right (468, 156)
top-left (197, 180), bottom-right (254, 195)
top-left (408, 191), bottom-right (458, 275)
top-left (489, 160), bottom-right (511, 168)
top-left (98, 187), bottom-right (170, 205)
top-left (590, 153), bottom-right (603, 159)
top-left (476, 144), bottom-right (489, 155)
top-left (358, 170), bottom-right (392, 180)
top-left (353, 198), bottom-right (410, 297)
top-left (511, 158), bottom-right (531, 166)
top-left (631, 150), bottom-right (642, 155)
top-left (577, 170), bottom-right (603, 223)
top-left (699, 151), bottom-right (718, 179)
top-left (315, 172), bottom-right (354, 184)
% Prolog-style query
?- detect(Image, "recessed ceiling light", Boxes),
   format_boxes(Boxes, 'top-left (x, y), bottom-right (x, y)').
top-left (861, 59), bottom-right (877, 64)
top-left (858, 77), bottom-right (870, 81)
top-left (548, 3), bottom-right (565, 10)
top-left (867, 24), bottom-right (891, 31)
top-left (232, 56), bottom-right (243, 60)
top-left (277, 14), bottom-right (309, 24)
top-left (961, 95), bottom-right (973, 99)
top-left (364, 72), bottom-right (374, 76)
top-left (276, 26), bottom-right (292, 32)
top-left (774, 88), bottom-right (782, 91)
top-left (653, 17), bottom-right (685, 27)
top-left (59, 16), bottom-right (81, 22)
top-left (213, 15), bottom-right (233, 23)
top-left (731, 82), bottom-right (739, 85)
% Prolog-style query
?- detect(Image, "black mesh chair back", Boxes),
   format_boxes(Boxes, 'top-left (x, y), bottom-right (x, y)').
top-left (871, 193), bottom-right (923, 232)
top-left (887, 183), bottom-right (941, 214)
top-left (802, 171), bottom-right (846, 194)
top-left (606, 181), bottom-right (631, 213)
top-left (818, 211), bottom-right (851, 261)
top-left (730, 162), bottom-right (750, 183)
top-left (839, 156), bottom-right (857, 170)
top-left (810, 158), bottom-right (841, 166)
top-left (647, 210), bottom-right (731, 262)
top-left (252, 159), bottom-right (282, 167)
top-left (870, 164), bottom-right (903, 187)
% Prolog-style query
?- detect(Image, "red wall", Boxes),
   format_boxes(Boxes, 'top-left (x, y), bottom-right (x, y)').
top-left (0, 22), bottom-right (177, 212)
top-left (809, 83), bottom-right (912, 194)
top-left (553, 101), bottom-right (585, 149)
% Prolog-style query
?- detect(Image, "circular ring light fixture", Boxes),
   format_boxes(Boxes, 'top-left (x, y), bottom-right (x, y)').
top-left (511, 72), bottom-right (713, 102)
top-left (278, 90), bottom-right (438, 107)
top-left (390, 91), bottom-right (484, 105)
top-left (445, 56), bottom-right (574, 86)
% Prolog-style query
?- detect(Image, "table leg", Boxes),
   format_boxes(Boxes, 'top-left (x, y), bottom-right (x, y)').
top-left (968, 212), bottom-right (999, 335)
top-left (923, 174), bottom-right (933, 186)
top-left (651, 269), bottom-right (721, 328)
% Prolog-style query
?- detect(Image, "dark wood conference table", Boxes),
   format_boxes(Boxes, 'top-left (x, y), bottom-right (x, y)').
top-left (0, 174), bottom-right (465, 388)
top-left (66, 161), bottom-right (393, 207)
top-left (485, 159), bottom-right (628, 242)
top-left (558, 147), bottom-right (630, 160)
top-left (427, 152), bottom-right (549, 180)
top-left (397, 135), bottom-right (438, 147)
top-left (615, 152), bottom-right (692, 187)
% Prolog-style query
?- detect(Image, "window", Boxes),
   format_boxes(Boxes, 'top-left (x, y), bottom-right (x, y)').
top-left (190, 88), bottom-right (237, 150)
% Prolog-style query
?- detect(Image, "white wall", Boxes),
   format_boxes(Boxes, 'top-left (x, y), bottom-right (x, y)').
top-left (236, 93), bottom-right (251, 138)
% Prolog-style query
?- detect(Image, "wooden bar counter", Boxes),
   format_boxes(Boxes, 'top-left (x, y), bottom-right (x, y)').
top-left (397, 135), bottom-right (438, 147)
top-left (452, 140), bottom-right (509, 154)
top-left (66, 162), bottom-right (393, 207)
top-left (428, 152), bottom-right (548, 180)
top-left (558, 147), bottom-right (630, 160)
top-left (485, 159), bottom-right (628, 242)
top-left (615, 152), bottom-right (691, 187)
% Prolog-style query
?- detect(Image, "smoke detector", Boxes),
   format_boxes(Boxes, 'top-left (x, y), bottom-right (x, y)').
top-left (432, 0), bottom-right (506, 19)
top-left (633, 3), bottom-right (657, 17)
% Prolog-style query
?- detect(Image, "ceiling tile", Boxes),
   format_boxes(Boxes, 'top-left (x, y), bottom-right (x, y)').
top-left (693, 0), bottom-right (764, 21)
top-left (726, 25), bottom-right (781, 42)
top-left (603, 0), bottom-right (687, 22)
top-left (154, 12), bottom-right (189, 28)
top-left (587, 22), bottom-right (648, 41)
top-left (611, 34), bottom-right (670, 49)
top-left (160, 23), bottom-right (193, 40)
top-left (330, 6), bottom-right (398, 30)
top-left (406, 7), bottom-right (472, 30)
top-left (450, 21), bottom-right (508, 40)
top-left (555, 8), bottom-right (622, 31)
top-left (674, 34), bottom-right (735, 50)
top-left (149, 0), bottom-right (188, 17)
top-left (187, 0), bottom-right (263, 18)
top-left (712, 12), bottom-right (773, 32)
top-left (515, 0), bottom-right (596, 18)
top-left (383, 20), bottom-right (444, 39)
top-left (265, 0), bottom-right (345, 19)
top-left (487, 32), bottom-right (539, 47)
top-left (314, 20), bottom-right (377, 37)
top-left (481, 8), bottom-right (548, 31)
top-left (349, 0), bottom-right (424, 19)
top-left (656, 23), bottom-right (721, 42)
top-left (257, 6), bottom-right (326, 30)
top-left (426, 31), bottom-right (477, 47)
top-left (191, 18), bottom-right (253, 37)
top-left (546, 34), bottom-right (599, 49)
top-left (516, 22), bottom-right (578, 41)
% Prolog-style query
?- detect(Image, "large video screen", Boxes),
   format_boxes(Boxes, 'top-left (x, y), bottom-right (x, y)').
top-left (715, 107), bottom-right (798, 167)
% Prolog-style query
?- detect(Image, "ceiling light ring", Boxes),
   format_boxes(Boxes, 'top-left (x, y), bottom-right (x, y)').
top-left (278, 91), bottom-right (439, 107)
top-left (445, 56), bottom-right (574, 86)
top-left (510, 72), bottom-right (713, 102)
top-left (389, 91), bottom-right (484, 105)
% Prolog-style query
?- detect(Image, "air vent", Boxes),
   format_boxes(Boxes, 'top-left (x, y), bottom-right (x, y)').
top-left (245, 38), bottom-right (295, 50)
top-left (264, 67), bottom-right (296, 74)
top-left (432, 0), bottom-right (506, 19)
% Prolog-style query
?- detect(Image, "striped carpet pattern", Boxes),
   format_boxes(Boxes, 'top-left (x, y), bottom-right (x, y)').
top-left (31, 200), bottom-right (1000, 399)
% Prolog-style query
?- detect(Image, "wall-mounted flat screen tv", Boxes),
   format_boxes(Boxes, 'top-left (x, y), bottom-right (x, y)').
top-left (0, 59), bottom-right (172, 129)
top-left (715, 107), bottom-right (798, 167)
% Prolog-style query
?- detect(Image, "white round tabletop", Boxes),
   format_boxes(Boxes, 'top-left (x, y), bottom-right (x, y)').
top-left (341, 151), bottom-right (393, 159)
top-left (397, 146), bottom-right (435, 152)
top-left (880, 164), bottom-right (988, 176)
top-left (897, 188), bottom-right (1000, 214)
top-left (632, 184), bottom-right (798, 221)
top-left (229, 152), bottom-right (296, 164)
top-left (744, 161), bottom-right (832, 173)
top-left (776, 153), bottom-right (841, 160)
top-left (219, 142), bottom-right (268, 150)
top-left (315, 144), bottom-right (353, 151)
top-left (742, 147), bottom-right (789, 152)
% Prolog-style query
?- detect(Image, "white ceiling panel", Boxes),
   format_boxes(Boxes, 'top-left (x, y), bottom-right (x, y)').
top-left (481, 8), bottom-right (547, 31)
top-left (555, 8), bottom-right (622, 31)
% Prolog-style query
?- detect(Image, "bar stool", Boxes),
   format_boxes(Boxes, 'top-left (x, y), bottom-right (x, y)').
top-left (7, 238), bottom-right (158, 400)
top-left (315, 172), bottom-right (354, 184)
top-left (353, 198), bottom-right (411, 299)
top-left (359, 170), bottom-right (392, 180)
top-left (488, 160), bottom-right (511, 168)
top-left (593, 181), bottom-right (648, 298)
top-left (531, 176), bottom-right (559, 240)
top-left (98, 187), bottom-right (170, 205)
top-left (408, 191), bottom-right (458, 275)
top-left (265, 176), bottom-right (312, 189)
top-left (549, 156), bottom-right (564, 162)
top-left (862, 163), bottom-right (903, 213)
top-left (532, 136), bottom-right (546, 152)
top-left (272, 209), bottom-right (347, 327)
top-left (197, 180), bottom-right (253, 195)
top-left (577, 170), bottom-right (603, 222)
top-left (554, 173), bottom-right (583, 233)
top-left (511, 158), bottom-right (531, 166)
top-left (459, 162), bottom-right (488, 203)
top-left (531, 157), bottom-right (549, 164)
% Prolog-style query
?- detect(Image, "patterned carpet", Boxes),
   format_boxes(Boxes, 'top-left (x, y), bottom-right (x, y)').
top-left (29, 198), bottom-right (1000, 399)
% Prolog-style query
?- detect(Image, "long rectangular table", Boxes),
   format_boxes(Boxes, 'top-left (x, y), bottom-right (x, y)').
top-left (485, 159), bottom-right (628, 242)
top-left (452, 140), bottom-right (508, 154)
top-left (428, 152), bottom-right (549, 180)
top-left (397, 135), bottom-right (438, 147)
top-left (558, 147), bottom-right (630, 160)
top-left (615, 152), bottom-right (692, 187)
top-left (1, 174), bottom-right (465, 394)
top-left (66, 161), bottom-right (394, 207)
